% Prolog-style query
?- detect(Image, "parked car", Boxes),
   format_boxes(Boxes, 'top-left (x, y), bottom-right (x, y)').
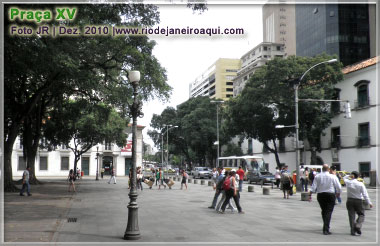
top-left (192, 167), bottom-right (212, 179)
top-left (247, 171), bottom-right (275, 185)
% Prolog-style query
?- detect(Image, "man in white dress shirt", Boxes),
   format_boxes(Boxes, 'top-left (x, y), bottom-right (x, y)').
top-left (343, 171), bottom-right (373, 236)
top-left (309, 164), bottom-right (341, 235)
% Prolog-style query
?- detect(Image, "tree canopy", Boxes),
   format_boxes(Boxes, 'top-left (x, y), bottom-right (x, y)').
top-left (224, 55), bottom-right (343, 167)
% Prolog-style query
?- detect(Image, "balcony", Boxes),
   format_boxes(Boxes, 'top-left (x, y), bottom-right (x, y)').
top-left (330, 140), bottom-right (341, 149)
top-left (354, 97), bottom-right (370, 109)
top-left (356, 136), bottom-right (370, 148)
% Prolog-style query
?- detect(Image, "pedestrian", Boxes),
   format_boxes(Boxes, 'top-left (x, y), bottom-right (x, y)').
top-left (158, 168), bottom-right (166, 189)
top-left (309, 168), bottom-right (316, 185)
top-left (211, 168), bottom-right (218, 190)
top-left (155, 168), bottom-right (160, 186)
top-left (181, 170), bottom-right (188, 190)
top-left (108, 167), bottom-right (116, 184)
top-left (280, 165), bottom-right (293, 199)
top-left (302, 167), bottom-right (309, 192)
top-left (137, 167), bottom-right (143, 191)
top-left (236, 166), bottom-right (245, 192)
top-left (20, 167), bottom-right (32, 196)
top-left (300, 165), bottom-right (305, 191)
top-left (219, 169), bottom-right (244, 214)
top-left (274, 167), bottom-right (281, 188)
top-left (101, 167), bottom-right (105, 179)
top-left (208, 167), bottom-right (224, 209)
top-left (343, 171), bottom-right (373, 236)
top-left (309, 164), bottom-right (342, 235)
top-left (68, 169), bottom-right (76, 192)
top-left (215, 171), bottom-right (236, 212)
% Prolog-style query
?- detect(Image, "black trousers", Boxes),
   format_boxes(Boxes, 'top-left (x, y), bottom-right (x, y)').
top-left (221, 189), bottom-right (242, 212)
top-left (317, 192), bottom-right (336, 232)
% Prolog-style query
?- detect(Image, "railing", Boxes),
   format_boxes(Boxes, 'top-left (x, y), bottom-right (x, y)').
top-left (330, 140), bottom-right (341, 149)
top-left (354, 97), bottom-right (370, 109)
top-left (356, 136), bottom-right (370, 148)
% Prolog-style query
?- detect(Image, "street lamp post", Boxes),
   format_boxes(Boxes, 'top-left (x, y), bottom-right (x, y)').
top-left (294, 58), bottom-right (337, 192)
top-left (96, 145), bottom-right (99, 181)
top-left (211, 100), bottom-right (224, 168)
top-left (124, 70), bottom-right (142, 240)
top-left (162, 124), bottom-right (178, 175)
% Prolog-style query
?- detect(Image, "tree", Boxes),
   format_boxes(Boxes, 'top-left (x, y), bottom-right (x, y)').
top-left (43, 100), bottom-right (128, 174)
top-left (4, 4), bottom-right (171, 191)
top-left (222, 143), bottom-right (244, 157)
top-left (225, 55), bottom-right (343, 168)
top-left (148, 97), bottom-right (218, 167)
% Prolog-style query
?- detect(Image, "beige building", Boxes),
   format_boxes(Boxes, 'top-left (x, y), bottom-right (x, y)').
top-left (262, 3), bottom-right (296, 56)
top-left (189, 58), bottom-right (241, 100)
top-left (233, 42), bottom-right (286, 97)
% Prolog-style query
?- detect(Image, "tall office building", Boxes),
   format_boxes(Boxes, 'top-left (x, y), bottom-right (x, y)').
top-left (296, 4), bottom-right (376, 66)
top-left (189, 58), bottom-right (240, 100)
top-left (262, 3), bottom-right (296, 56)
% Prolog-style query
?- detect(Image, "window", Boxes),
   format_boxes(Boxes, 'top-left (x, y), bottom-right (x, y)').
top-left (263, 46), bottom-right (267, 51)
top-left (105, 142), bottom-right (112, 150)
top-left (226, 69), bottom-right (237, 73)
top-left (226, 88), bottom-right (233, 92)
top-left (226, 82), bottom-right (233, 86)
top-left (331, 89), bottom-right (341, 114)
top-left (40, 156), bottom-right (48, 170)
top-left (359, 162), bottom-right (370, 177)
top-left (18, 156), bottom-right (26, 171)
top-left (61, 157), bottom-right (69, 170)
top-left (248, 139), bottom-right (253, 154)
top-left (357, 84), bottom-right (369, 108)
top-left (331, 127), bottom-right (341, 149)
top-left (357, 123), bottom-right (370, 147)
top-left (277, 46), bottom-right (281, 51)
top-left (330, 11), bottom-right (335, 17)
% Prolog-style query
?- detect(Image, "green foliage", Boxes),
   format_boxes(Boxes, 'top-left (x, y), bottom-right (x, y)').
top-left (224, 55), bottom-right (343, 166)
top-left (148, 97), bottom-right (217, 166)
top-left (222, 143), bottom-right (244, 157)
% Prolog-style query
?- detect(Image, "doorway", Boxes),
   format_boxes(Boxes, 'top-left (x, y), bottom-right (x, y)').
top-left (82, 157), bottom-right (89, 175)
top-left (103, 156), bottom-right (113, 175)
top-left (125, 158), bottom-right (132, 176)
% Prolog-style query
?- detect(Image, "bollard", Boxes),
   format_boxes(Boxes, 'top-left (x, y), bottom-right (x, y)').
top-left (301, 192), bottom-right (309, 201)
top-left (208, 181), bottom-right (213, 186)
top-left (188, 178), bottom-right (192, 183)
top-left (201, 180), bottom-right (205, 185)
top-left (194, 179), bottom-right (198, 184)
top-left (263, 187), bottom-right (270, 195)
top-left (248, 185), bottom-right (254, 192)
top-left (364, 202), bottom-right (371, 210)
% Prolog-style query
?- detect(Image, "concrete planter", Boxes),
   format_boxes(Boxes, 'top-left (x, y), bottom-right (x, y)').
top-left (248, 186), bottom-right (254, 192)
top-left (263, 187), bottom-right (270, 195)
top-left (201, 180), bottom-right (205, 185)
top-left (188, 178), bottom-right (192, 183)
top-left (208, 181), bottom-right (213, 186)
top-left (194, 179), bottom-right (198, 184)
top-left (301, 192), bottom-right (309, 201)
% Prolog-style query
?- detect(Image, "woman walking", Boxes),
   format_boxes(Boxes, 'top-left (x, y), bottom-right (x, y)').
top-left (68, 169), bottom-right (76, 192)
top-left (181, 170), bottom-right (188, 190)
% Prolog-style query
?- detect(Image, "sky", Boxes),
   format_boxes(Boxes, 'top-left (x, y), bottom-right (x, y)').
top-left (139, 4), bottom-right (264, 150)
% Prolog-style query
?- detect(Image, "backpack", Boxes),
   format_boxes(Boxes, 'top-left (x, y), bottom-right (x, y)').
top-left (222, 177), bottom-right (231, 191)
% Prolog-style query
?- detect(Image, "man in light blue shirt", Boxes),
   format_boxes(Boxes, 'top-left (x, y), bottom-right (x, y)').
top-left (309, 164), bottom-right (341, 235)
top-left (20, 167), bottom-right (32, 196)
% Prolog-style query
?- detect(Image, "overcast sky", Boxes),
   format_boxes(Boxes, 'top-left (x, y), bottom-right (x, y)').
top-left (139, 4), bottom-right (263, 149)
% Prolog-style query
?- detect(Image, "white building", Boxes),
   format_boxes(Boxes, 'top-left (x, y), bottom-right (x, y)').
top-left (233, 42), bottom-right (286, 96)
top-left (12, 124), bottom-right (145, 178)
top-left (243, 57), bottom-right (378, 177)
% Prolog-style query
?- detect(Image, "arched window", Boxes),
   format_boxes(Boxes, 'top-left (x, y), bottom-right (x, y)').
top-left (354, 80), bottom-right (370, 108)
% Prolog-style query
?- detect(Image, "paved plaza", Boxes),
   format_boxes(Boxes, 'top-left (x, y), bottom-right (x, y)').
top-left (4, 176), bottom-right (378, 245)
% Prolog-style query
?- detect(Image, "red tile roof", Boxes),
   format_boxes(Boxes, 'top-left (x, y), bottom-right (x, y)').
top-left (342, 56), bottom-right (378, 75)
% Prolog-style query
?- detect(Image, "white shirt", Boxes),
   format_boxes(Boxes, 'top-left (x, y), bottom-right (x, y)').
top-left (311, 171), bottom-right (341, 194)
top-left (343, 175), bottom-right (372, 205)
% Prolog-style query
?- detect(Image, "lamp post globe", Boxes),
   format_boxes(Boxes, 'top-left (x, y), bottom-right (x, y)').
top-left (124, 70), bottom-right (142, 240)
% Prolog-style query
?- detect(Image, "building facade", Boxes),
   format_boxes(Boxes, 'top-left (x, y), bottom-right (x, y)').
top-left (240, 57), bottom-right (378, 178)
top-left (12, 125), bottom-right (145, 178)
top-left (262, 3), bottom-right (296, 56)
top-left (296, 4), bottom-right (376, 66)
top-left (233, 42), bottom-right (285, 97)
top-left (189, 58), bottom-right (240, 100)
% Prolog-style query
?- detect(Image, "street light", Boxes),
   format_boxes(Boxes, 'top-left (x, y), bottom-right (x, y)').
top-left (124, 70), bottom-right (142, 240)
top-left (162, 124), bottom-right (178, 174)
top-left (211, 100), bottom-right (224, 168)
top-left (294, 58), bottom-right (338, 192)
top-left (96, 145), bottom-right (99, 181)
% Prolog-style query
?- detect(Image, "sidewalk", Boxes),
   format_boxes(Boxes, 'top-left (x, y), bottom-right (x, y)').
top-left (4, 176), bottom-right (378, 245)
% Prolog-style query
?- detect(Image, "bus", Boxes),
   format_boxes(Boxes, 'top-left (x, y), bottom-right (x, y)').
top-left (218, 155), bottom-right (267, 180)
